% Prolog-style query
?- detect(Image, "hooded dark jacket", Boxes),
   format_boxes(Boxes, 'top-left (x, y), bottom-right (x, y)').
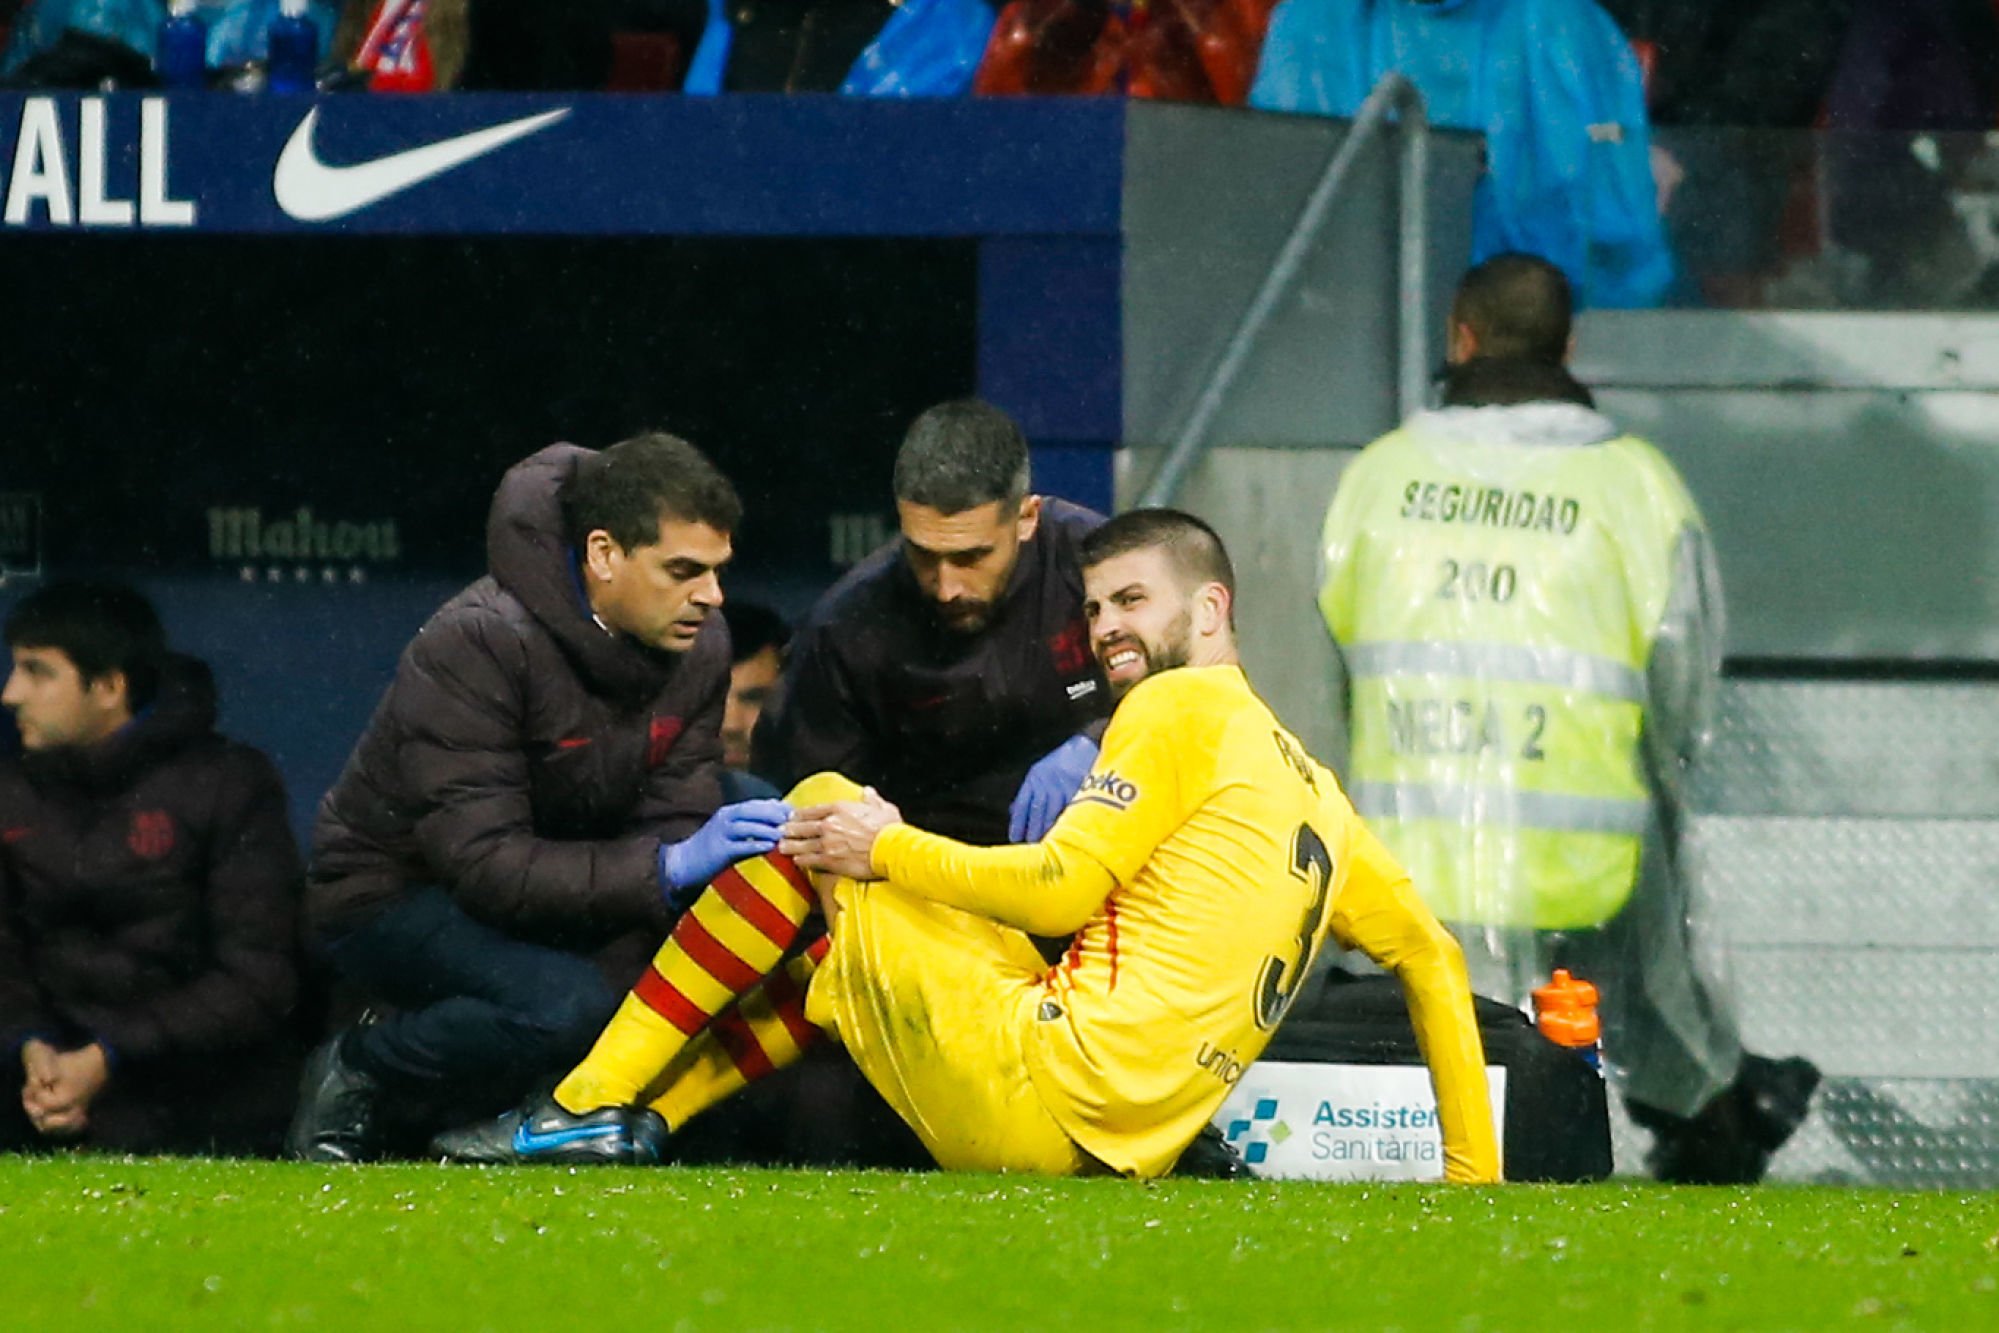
top-left (307, 445), bottom-right (727, 948)
top-left (0, 655), bottom-right (305, 1154)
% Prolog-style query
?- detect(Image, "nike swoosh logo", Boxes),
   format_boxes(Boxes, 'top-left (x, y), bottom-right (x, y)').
top-left (512, 1120), bottom-right (620, 1156)
top-left (274, 106), bottom-right (571, 222)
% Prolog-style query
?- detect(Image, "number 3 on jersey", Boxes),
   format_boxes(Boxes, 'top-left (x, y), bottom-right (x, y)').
top-left (1253, 823), bottom-right (1334, 1031)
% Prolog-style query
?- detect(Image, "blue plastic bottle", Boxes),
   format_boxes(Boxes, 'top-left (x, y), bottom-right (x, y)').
top-left (158, 1), bottom-right (208, 89)
top-left (267, 0), bottom-right (319, 93)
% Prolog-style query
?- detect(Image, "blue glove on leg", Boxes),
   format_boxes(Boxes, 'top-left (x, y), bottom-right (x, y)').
top-left (659, 799), bottom-right (793, 908)
top-left (1008, 733), bottom-right (1100, 843)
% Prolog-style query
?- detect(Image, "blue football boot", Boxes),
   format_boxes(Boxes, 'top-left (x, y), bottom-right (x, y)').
top-left (429, 1093), bottom-right (668, 1166)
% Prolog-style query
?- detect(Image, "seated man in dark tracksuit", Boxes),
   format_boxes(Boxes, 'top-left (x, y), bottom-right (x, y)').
top-left (289, 433), bottom-right (781, 1160)
top-left (0, 582), bottom-right (305, 1157)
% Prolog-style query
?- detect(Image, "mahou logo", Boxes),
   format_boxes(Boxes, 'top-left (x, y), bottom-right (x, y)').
top-left (127, 810), bottom-right (176, 861)
top-left (1074, 770), bottom-right (1139, 811)
top-left (208, 505), bottom-right (401, 585)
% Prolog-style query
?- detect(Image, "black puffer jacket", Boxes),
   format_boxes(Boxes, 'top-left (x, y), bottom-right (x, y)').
top-left (0, 655), bottom-right (304, 1073)
top-left (307, 444), bottom-right (727, 945)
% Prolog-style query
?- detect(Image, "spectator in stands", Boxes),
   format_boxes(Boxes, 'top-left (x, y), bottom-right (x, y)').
top-left (972, 0), bottom-right (1274, 104)
top-left (1249, 0), bottom-right (1674, 309)
top-left (288, 435), bottom-right (769, 1161)
top-left (0, 582), bottom-right (305, 1156)
top-left (666, 0), bottom-right (994, 95)
top-left (721, 601), bottom-right (788, 778)
top-left (0, 0), bottom-right (342, 86)
top-left (331, 0), bottom-right (615, 91)
top-left (1316, 255), bottom-right (1819, 1182)
top-left (751, 399), bottom-right (1110, 852)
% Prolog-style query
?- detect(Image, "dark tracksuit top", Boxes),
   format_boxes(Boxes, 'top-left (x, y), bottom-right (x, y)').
top-left (0, 656), bottom-right (306, 1154)
top-left (752, 498), bottom-right (1110, 847)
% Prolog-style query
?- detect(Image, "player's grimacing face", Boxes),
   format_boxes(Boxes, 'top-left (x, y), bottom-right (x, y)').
top-left (590, 517), bottom-right (732, 653)
top-left (1083, 548), bottom-right (1194, 700)
top-left (897, 496), bottom-right (1041, 635)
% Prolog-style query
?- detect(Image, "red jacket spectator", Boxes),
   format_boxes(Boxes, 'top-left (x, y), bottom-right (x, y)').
top-left (975, 0), bottom-right (1274, 104)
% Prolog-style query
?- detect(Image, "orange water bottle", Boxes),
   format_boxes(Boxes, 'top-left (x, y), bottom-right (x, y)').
top-left (1533, 969), bottom-right (1602, 1074)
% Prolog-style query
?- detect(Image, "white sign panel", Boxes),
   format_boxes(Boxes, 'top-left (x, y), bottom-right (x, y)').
top-left (1213, 1062), bottom-right (1508, 1181)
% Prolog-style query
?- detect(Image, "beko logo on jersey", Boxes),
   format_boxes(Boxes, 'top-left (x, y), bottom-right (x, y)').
top-left (1, 98), bottom-right (196, 228)
top-left (1074, 771), bottom-right (1139, 811)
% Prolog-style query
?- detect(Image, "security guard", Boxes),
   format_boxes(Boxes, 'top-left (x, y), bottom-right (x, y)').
top-left (1317, 253), bottom-right (1817, 1182)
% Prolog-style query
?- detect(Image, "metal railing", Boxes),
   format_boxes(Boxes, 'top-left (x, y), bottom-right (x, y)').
top-left (1138, 74), bottom-right (1432, 509)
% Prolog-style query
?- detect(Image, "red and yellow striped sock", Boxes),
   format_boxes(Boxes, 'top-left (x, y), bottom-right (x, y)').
top-left (554, 851), bottom-right (817, 1112)
top-left (644, 938), bottom-right (829, 1131)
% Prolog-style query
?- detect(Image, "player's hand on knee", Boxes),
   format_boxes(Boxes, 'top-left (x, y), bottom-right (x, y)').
top-left (659, 799), bottom-right (794, 901)
top-left (782, 788), bottom-right (901, 879)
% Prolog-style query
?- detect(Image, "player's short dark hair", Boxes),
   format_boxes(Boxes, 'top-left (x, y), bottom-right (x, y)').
top-left (1080, 508), bottom-right (1236, 607)
top-left (560, 432), bottom-right (743, 551)
top-left (722, 601), bottom-right (790, 666)
top-left (4, 580), bottom-right (167, 709)
top-left (1452, 253), bottom-right (1573, 365)
top-left (892, 399), bottom-right (1031, 514)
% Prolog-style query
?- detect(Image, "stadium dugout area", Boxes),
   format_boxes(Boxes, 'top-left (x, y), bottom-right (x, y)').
top-left (4, 86), bottom-right (1997, 1187)
top-left (0, 89), bottom-right (1463, 854)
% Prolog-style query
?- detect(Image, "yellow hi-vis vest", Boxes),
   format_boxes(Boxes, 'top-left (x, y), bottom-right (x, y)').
top-left (1318, 415), bottom-right (1704, 931)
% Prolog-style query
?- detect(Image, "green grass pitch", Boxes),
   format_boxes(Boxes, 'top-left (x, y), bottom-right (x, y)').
top-left (2, 1157), bottom-right (1996, 1330)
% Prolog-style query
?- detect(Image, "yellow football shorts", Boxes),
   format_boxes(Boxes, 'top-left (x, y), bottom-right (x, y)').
top-left (804, 877), bottom-right (1094, 1176)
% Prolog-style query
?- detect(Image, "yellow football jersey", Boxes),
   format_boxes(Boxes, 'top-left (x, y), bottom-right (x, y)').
top-left (873, 664), bottom-right (1498, 1181)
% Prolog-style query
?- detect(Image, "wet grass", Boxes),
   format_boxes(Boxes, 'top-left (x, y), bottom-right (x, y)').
top-left (2, 1156), bottom-right (1996, 1329)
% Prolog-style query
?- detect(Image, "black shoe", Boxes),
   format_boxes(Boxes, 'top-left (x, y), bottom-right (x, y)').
top-left (1636, 1098), bottom-right (1766, 1184)
top-left (429, 1093), bottom-right (668, 1166)
top-left (1737, 1054), bottom-right (1821, 1152)
top-left (1632, 1054), bottom-right (1822, 1185)
top-left (1172, 1123), bottom-right (1258, 1180)
top-left (286, 1032), bottom-right (382, 1163)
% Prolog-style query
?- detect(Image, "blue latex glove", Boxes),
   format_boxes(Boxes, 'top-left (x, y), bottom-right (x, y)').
top-left (1008, 734), bottom-right (1099, 843)
top-left (658, 799), bottom-right (793, 905)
